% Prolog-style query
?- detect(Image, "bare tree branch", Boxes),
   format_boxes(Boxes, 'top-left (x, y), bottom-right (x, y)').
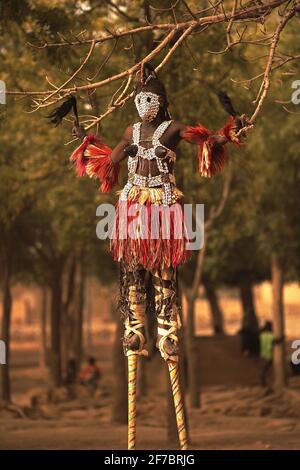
top-left (11, 0), bottom-right (288, 51)
top-left (5, 0), bottom-right (299, 128)
top-left (250, 5), bottom-right (298, 124)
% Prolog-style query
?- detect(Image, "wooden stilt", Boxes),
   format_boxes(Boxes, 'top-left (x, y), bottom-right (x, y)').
top-left (128, 354), bottom-right (138, 450)
top-left (167, 360), bottom-right (188, 450)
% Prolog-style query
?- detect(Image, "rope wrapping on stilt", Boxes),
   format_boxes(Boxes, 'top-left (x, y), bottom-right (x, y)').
top-left (151, 266), bottom-right (181, 361)
top-left (128, 354), bottom-right (138, 450)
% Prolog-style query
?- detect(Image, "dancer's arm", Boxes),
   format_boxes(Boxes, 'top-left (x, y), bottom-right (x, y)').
top-left (172, 118), bottom-right (242, 177)
top-left (70, 124), bottom-right (133, 192)
top-left (110, 126), bottom-right (133, 164)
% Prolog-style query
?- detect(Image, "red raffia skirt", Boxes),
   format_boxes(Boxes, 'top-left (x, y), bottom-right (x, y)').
top-left (109, 186), bottom-right (192, 270)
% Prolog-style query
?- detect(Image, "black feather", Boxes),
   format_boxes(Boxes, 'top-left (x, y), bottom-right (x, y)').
top-left (143, 62), bottom-right (157, 79)
top-left (217, 91), bottom-right (239, 117)
top-left (46, 95), bottom-right (78, 127)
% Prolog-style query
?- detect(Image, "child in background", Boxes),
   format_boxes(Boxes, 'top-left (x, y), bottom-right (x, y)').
top-left (80, 356), bottom-right (102, 394)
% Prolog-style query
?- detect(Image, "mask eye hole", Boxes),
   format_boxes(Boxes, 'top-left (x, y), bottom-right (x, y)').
top-left (147, 97), bottom-right (151, 102)
top-left (137, 98), bottom-right (140, 104)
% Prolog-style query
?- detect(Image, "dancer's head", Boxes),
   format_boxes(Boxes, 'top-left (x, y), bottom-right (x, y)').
top-left (134, 63), bottom-right (170, 122)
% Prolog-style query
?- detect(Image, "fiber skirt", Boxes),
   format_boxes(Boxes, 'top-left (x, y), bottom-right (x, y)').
top-left (110, 186), bottom-right (192, 270)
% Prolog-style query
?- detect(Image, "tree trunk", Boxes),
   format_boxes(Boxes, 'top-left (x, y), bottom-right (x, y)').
top-left (239, 279), bottom-right (260, 355)
top-left (39, 286), bottom-right (48, 370)
top-left (85, 281), bottom-right (93, 355)
top-left (185, 295), bottom-right (200, 407)
top-left (184, 233), bottom-right (208, 410)
top-left (204, 280), bottom-right (225, 335)
top-left (0, 246), bottom-right (12, 403)
top-left (112, 316), bottom-right (128, 424)
top-left (271, 254), bottom-right (287, 390)
top-left (72, 260), bottom-right (85, 374)
top-left (240, 280), bottom-right (259, 331)
top-left (61, 255), bottom-right (77, 379)
top-left (49, 260), bottom-right (64, 387)
top-left (184, 173), bottom-right (230, 409)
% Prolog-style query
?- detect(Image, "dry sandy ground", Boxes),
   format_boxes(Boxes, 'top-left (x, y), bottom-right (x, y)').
top-left (1, 374), bottom-right (300, 450)
top-left (1, 339), bottom-right (300, 451)
top-left (1, 401), bottom-right (300, 450)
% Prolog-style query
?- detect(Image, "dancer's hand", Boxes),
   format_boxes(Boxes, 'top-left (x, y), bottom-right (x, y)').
top-left (234, 114), bottom-right (250, 132)
top-left (213, 135), bottom-right (228, 146)
top-left (124, 144), bottom-right (138, 157)
top-left (72, 119), bottom-right (86, 140)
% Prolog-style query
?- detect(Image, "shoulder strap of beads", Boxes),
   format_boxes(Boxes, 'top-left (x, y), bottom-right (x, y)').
top-left (132, 122), bottom-right (142, 145)
top-left (152, 120), bottom-right (173, 146)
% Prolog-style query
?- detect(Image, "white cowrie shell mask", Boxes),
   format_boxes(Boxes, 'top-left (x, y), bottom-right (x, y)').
top-left (134, 91), bottom-right (160, 121)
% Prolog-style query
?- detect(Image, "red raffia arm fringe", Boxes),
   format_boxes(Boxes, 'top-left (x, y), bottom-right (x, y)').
top-left (70, 134), bottom-right (120, 193)
top-left (182, 117), bottom-right (240, 178)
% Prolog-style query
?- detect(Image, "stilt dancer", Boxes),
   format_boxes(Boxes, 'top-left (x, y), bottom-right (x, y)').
top-left (49, 63), bottom-right (244, 450)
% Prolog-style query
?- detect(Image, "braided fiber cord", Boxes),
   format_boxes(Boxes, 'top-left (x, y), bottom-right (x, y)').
top-left (119, 262), bottom-right (148, 356)
top-left (151, 266), bottom-right (181, 362)
top-left (128, 354), bottom-right (138, 449)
